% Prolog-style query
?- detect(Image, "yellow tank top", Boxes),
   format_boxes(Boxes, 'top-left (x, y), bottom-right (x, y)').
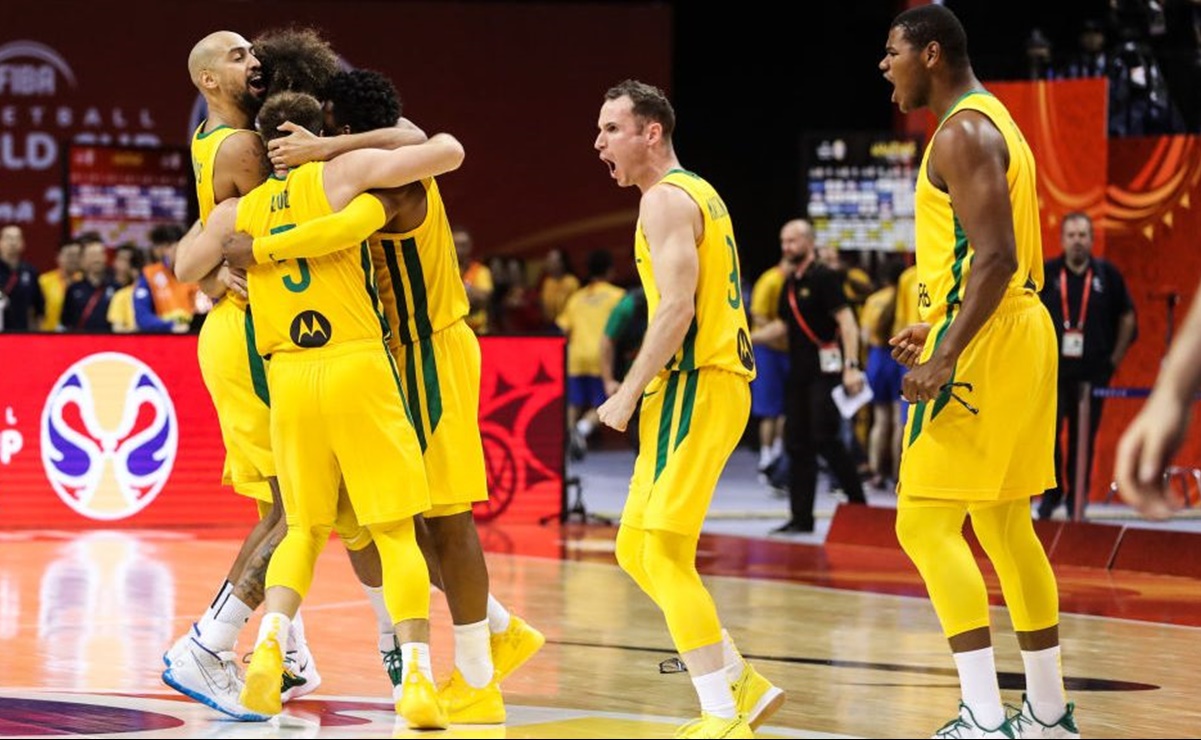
top-left (634, 169), bottom-right (755, 378)
top-left (369, 178), bottom-right (468, 355)
top-left (192, 121), bottom-right (253, 311)
top-left (914, 91), bottom-right (1043, 328)
top-left (235, 163), bottom-right (388, 357)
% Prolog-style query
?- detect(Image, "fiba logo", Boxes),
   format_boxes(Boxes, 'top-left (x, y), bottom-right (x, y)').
top-left (40, 353), bottom-right (178, 520)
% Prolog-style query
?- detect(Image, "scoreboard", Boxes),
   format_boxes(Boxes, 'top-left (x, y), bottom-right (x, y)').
top-left (803, 132), bottom-right (922, 252)
top-left (65, 144), bottom-right (194, 246)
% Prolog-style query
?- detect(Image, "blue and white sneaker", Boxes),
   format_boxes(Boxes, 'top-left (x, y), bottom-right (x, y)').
top-left (162, 636), bottom-right (269, 722)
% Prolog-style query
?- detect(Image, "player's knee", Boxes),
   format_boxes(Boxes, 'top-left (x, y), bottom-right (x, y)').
top-left (894, 509), bottom-right (923, 561)
top-left (614, 525), bottom-right (643, 577)
top-left (336, 522), bottom-right (374, 551)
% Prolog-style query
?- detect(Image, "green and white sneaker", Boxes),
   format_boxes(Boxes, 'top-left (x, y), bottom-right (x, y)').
top-left (933, 702), bottom-right (1015, 739)
top-left (1006, 694), bottom-right (1080, 739)
top-left (382, 635), bottom-right (404, 699)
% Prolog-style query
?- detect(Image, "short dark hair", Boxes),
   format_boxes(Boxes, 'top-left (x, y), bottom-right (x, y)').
top-left (150, 223), bottom-right (185, 245)
top-left (115, 242), bottom-right (145, 271)
top-left (253, 25), bottom-right (342, 98)
top-left (586, 249), bottom-right (613, 279)
top-left (1061, 211), bottom-right (1093, 236)
top-left (605, 79), bottom-right (675, 138)
top-left (258, 91), bottom-right (324, 143)
top-left (325, 69), bottom-right (402, 134)
top-left (891, 4), bottom-right (969, 70)
top-left (76, 230), bottom-right (104, 246)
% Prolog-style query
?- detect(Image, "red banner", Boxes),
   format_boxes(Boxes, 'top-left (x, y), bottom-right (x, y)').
top-left (0, 333), bottom-right (564, 528)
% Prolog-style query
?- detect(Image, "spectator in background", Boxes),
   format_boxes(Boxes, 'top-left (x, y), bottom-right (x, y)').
top-left (498, 256), bottom-right (544, 332)
top-left (1025, 27), bottom-right (1055, 80)
top-left (558, 249), bottom-right (625, 460)
top-left (0, 224), bottom-right (44, 332)
top-left (752, 218), bottom-right (867, 534)
top-left (748, 229), bottom-right (796, 488)
top-left (61, 239), bottom-right (115, 333)
top-left (539, 247), bottom-right (579, 325)
top-left (860, 258), bottom-right (907, 490)
top-left (107, 243), bottom-right (143, 334)
top-left (1038, 212), bottom-right (1137, 520)
top-left (455, 228), bottom-right (493, 335)
top-left (599, 283), bottom-right (648, 448)
top-left (38, 239), bottom-right (82, 331)
top-left (136, 223), bottom-right (196, 333)
top-left (1060, 18), bottom-right (1109, 79)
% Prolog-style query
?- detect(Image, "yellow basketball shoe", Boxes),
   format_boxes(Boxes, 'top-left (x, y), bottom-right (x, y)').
top-left (240, 636), bottom-right (284, 717)
top-left (491, 615), bottom-right (545, 681)
top-left (396, 670), bottom-right (449, 730)
top-left (731, 659), bottom-right (785, 729)
top-left (439, 669), bottom-right (506, 724)
top-left (674, 713), bottom-right (754, 739)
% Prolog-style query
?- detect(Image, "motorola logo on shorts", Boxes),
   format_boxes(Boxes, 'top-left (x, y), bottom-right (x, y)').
top-left (291, 310), bottom-right (332, 347)
top-left (737, 328), bottom-right (755, 371)
top-left (40, 352), bottom-right (178, 520)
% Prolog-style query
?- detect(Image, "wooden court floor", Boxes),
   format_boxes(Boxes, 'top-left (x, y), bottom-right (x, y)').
top-left (0, 522), bottom-right (1199, 738)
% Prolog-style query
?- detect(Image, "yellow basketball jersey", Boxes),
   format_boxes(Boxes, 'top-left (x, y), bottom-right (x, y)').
top-left (235, 163), bottom-right (388, 357)
top-left (369, 177), bottom-right (468, 355)
top-left (914, 91), bottom-right (1043, 328)
top-left (192, 121), bottom-right (253, 310)
top-left (634, 169), bottom-right (755, 378)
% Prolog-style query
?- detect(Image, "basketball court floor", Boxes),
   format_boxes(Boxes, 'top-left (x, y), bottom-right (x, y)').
top-left (1, 447), bottom-right (1198, 738)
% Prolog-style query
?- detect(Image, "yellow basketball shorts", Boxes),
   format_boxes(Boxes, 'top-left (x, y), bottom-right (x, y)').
top-left (623, 368), bottom-right (751, 535)
top-left (267, 340), bottom-right (431, 529)
top-left (196, 298), bottom-right (274, 503)
top-left (393, 320), bottom-right (488, 508)
top-left (899, 295), bottom-right (1058, 501)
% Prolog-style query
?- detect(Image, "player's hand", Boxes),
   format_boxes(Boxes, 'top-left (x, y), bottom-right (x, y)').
top-left (889, 322), bottom-right (931, 368)
top-left (597, 387), bottom-right (638, 432)
top-left (268, 121), bottom-right (326, 168)
top-left (1113, 391), bottom-right (1191, 520)
top-left (220, 264), bottom-right (248, 300)
top-left (222, 231), bottom-right (256, 270)
top-left (901, 353), bottom-right (954, 405)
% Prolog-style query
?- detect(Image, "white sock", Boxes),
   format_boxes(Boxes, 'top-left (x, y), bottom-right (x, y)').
top-left (691, 667), bottom-right (737, 719)
top-left (362, 585), bottom-right (396, 651)
top-left (400, 642), bottom-right (433, 683)
top-left (288, 610), bottom-right (308, 655)
top-left (770, 437), bottom-right (784, 458)
top-left (257, 612), bottom-right (292, 654)
top-left (576, 417), bottom-right (595, 437)
top-left (759, 447), bottom-right (774, 468)
top-left (487, 594), bottom-right (511, 634)
top-left (197, 582), bottom-right (251, 652)
top-left (1021, 646), bottom-right (1067, 722)
top-left (953, 647), bottom-right (1006, 730)
top-left (453, 619), bottom-right (494, 688)
top-left (721, 629), bottom-right (744, 682)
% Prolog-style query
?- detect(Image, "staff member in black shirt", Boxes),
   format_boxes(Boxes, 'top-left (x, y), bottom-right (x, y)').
top-left (1038, 211), bottom-right (1137, 519)
top-left (0, 224), bottom-right (44, 332)
top-left (753, 218), bottom-right (867, 534)
top-left (61, 239), bottom-right (116, 333)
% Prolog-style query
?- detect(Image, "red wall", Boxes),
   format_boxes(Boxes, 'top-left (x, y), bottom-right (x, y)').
top-left (0, 1), bottom-right (671, 271)
top-left (0, 333), bottom-right (565, 528)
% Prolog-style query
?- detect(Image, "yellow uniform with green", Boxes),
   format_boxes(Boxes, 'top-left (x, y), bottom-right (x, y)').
top-left (899, 91), bottom-right (1057, 501)
top-left (369, 177), bottom-right (488, 509)
top-left (191, 122), bottom-right (273, 503)
top-left (624, 169), bottom-right (756, 535)
top-left (235, 163), bottom-right (430, 528)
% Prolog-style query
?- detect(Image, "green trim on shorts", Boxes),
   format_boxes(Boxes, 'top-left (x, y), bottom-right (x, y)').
top-left (654, 372), bottom-right (682, 481)
top-left (673, 369), bottom-right (699, 450)
top-left (243, 307), bottom-right (270, 406)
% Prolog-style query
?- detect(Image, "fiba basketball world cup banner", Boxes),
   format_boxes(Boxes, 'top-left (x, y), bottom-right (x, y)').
top-left (0, 334), bottom-right (565, 528)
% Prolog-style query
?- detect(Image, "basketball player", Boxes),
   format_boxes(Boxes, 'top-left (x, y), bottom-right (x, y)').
top-left (593, 79), bottom-right (783, 739)
top-left (185, 90), bottom-right (466, 728)
top-left (882, 6), bottom-right (1078, 737)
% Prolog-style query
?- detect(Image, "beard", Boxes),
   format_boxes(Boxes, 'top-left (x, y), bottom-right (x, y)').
top-left (236, 89), bottom-right (265, 118)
